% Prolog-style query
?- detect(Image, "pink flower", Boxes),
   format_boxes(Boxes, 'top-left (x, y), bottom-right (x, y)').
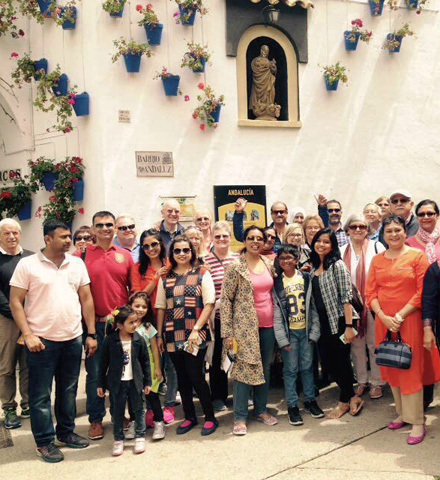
top-left (69, 93), bottom-right (77, 99)
top-left (173, 12), bottom-right (179, 17)
top-left (200, 124), bottom-right (206, 131)
top-left (64, 127), bottom-right (71, 133)
top-left (10, 52), bottom-right (18, 58)
top-left (162, 67), bottom-right (167, 73)
top-left (146, 3), bottom-right (153, 11)
top-left (18, 29), bottom-right (24, 36)
top-left (184, 95), bottom-right (190, 102)
top-left (351, 18), bottom-right (363, 27)
top-left (198, 82), bottom-right (205, 90)
top-left (192, 112), bottom-right (198, 119)
top-left (68, 99), bottom-right (75, 105)
top-left (79, 208), bottom-right (85, 214)
top-left (136, 4), bottom-right (143, 11)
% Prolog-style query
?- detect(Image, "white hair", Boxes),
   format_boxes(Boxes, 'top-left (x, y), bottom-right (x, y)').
top-left (0, 218), bottom-right (21, 233)
top-left (116, 215), bottom-right (136, 224)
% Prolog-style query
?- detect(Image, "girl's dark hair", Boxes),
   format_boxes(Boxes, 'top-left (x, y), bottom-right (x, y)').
top-left (275, 244), bottom-right (300, 276)
top-left (168, 235), bottom-right (197, 270)
top-left (129, 292), bottom-right (155, 326)
top-left (138, 229), bottom-right (165, 277)
top-left (263, 226), bottom-right (276, 236)
top-left (382, 214), bottom-right (407, 232)
top-left (310, 228), bottom-right (341, 270)
top-left (114, 305), bottom-right (135, 325)
top-left (241, 225), bottom-right (267, 253)
top-left (415, 199), bottom-right (440, 216)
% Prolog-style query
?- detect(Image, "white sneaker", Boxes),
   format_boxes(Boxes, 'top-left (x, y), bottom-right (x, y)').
top-left (134, 437), bottom-right (146, 454)
top-left (152, 421), bottom-right (165, 441)
top-left (125, 422), bottom-right (135, 440)
top-left (112, 440), bottom-right (124, 456)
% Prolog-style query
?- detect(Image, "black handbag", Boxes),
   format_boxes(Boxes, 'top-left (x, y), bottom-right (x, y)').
top-left (351, 284), bottom-right (364, 316)
top-left (375, 331), bottom-right (412, 370)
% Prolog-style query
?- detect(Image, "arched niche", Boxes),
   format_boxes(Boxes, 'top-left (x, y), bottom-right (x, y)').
top-left (237, 25), bottom-right (301, 128)
top-left (0, 91), bottom-right (33, 154)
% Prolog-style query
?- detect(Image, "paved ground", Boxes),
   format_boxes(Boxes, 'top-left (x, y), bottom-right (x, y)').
top-left (1, 364), bottom-right (440, 480)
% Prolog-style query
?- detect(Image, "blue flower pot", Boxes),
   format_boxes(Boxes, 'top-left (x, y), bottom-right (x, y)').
top-left (73, 92), bottom-right (90, 116)
top-left (162, 75), bottom-right (180, 96)
top-left (42, 172), bottom-right (59, 191)
top-left (368, 0), bottom-right (384, 15)
top-left (52, 74), bottom-right (69, 97)
top-left (344, 31), bottom-right (360, 51)
top-left (61, 6), bottom-right (77, 30)
top-left (73, 180), bottom-right (84, 202)
top-left (33, 58), bottom-right (48, 80)
top-left (407, 0), bottom-right (418, 8)
top-left (109, 2), bottom-right (125, 17)
top-left (17, 202), bottom-right (32, 221)
top-left (179, 5), bottom-right (196, 25)
top-left (324, 77), bottom-right (339, 91)
top-left (387, 34), bottom-right (402, 52)
top-left (192, 57), bottom-right (206, 73)
top-left (123, 53), bottom-right (142, 73)
top-left (37, 0), bottom-right (52, 15)
top-left (211, 106), bottom-right (221, 123)
top-left (145, 24), bottom-right (163, 46)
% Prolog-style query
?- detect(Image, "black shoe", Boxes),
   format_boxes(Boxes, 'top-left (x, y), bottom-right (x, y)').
top-left (158, 383), bottom-right (167, 396)
top-left (201, 418), bottom-right (218, 436)
top-left (304, 400), bottom-right (325, 419)
top-left (288, 406), bottom-right (303, 426)
top-left (56, 433), bottom-right (89, 449)
top-left (36, 443), bottom-right (64, 463)
top-left (4, 409), bottom-right (21, 429)
top-left (176, 418), bottom-right (198, 435)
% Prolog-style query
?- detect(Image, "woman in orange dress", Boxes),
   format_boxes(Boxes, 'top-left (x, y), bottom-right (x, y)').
top-left (366, 214), bottom-right (440, 445)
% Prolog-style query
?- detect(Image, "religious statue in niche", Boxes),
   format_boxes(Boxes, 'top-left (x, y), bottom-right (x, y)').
top-left (249, 45), bottom-right (281, 121)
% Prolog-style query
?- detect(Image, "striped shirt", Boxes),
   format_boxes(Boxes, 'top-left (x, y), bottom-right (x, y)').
top-left (205, 252), bottom-right (240, 301)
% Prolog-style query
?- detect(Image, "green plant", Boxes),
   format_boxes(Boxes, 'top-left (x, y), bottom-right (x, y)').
top-left (102, 0), bottom-right (125, 15)
top-left (0, 173), bottom-right (38, 218)
top-left (28, 157), bottom-right (56, 186)
top-left (0, 0), bottom-right (25, 38)
top-left (405, 0), bottom-right (427, 13)
top-left (48, 1), bottom-right (77, 26)
top-left (11, 54), bottom-right (37, 87)
top-left (181, 43), bottom-right (211, 71)
top-left (136, 3), bottom-right (159, 26)
top-left (383, 23), bottom-right (414, 51)
top-left (345, 19), bottom-right (372, 43)
top-left (192, 83), bottom-right (224, 130)
top-left (321, 62), bottom-right (348, 86)
top-left (16, 0), bottom-right (50, 24)
top-left (111, 37), bottom-right (153, 62)
top-left (174, 0), bottom-right (208, 23)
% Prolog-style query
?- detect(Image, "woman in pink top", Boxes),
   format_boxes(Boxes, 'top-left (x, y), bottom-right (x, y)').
top-left (407, 200), bottom-right (440, 263)
top-left (221, 226), bottom-right (277, 436)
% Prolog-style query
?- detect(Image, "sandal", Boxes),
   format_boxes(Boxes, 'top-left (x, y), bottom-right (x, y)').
top-left (349, 396), bottom-right (365, 416)
top-left (233, 422), bottom-right (247, 436)
top-left (369, 385), bottom-right (383, 399)
top-left (256, 412), bottom-right (278, 426)
top-left (326, 402), bottom-right (350, 419)
top-left (355, 383), bottom-right (368, 396)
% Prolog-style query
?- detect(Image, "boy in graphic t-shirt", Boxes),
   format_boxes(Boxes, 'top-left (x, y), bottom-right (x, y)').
top-left (273, 244), bottom-right (324, 426)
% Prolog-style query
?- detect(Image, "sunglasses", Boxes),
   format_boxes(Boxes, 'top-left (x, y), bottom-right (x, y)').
top-left (196, 217), bottom-right (209, 222)
top-left (328, 208), bottom-right (341, 213)
top-left (246, 236), bottom-right (264, 242)
top-left (214, 234), bottom-right (230, 240)
top-left (272, 210), bottom-right (287, 215)
top-left (143, 241), bottom-right (160, 250)
top-left (95, 223), bottom-right (114, 229)
top-left (391, 198), bottom-right (410, 204)
top-left (349, 225), bottom-right (367, 231)
top-left (117, 224), bottom-right (135, 231)
top-left (173, 248), bottom-right (191, 255)
top-left (417, 212), bottom-right (437, 218)
top-left (265, 234), bottom-right (276, 240)
top-left (75, 235), bottom-right (91, 242)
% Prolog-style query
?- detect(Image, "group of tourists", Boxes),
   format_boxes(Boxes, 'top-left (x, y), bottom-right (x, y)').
top-left (2, 188), bottom-right (440, 463)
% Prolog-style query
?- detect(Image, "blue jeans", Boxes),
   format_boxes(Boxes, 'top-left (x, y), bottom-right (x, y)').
top-left (281, 329), bottom-right (315, 407)
top-left (84, 322), bottom-right (106, 423)
top-left (26, 335), bottom-right (82, 447)
top-left (234, 327), bottom-right (275, 422)
top-left (163, 352), bottom-right (178, 407)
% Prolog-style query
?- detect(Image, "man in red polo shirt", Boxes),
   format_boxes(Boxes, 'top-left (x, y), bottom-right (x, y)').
top-left (75, 211), bottom-right (133, 440)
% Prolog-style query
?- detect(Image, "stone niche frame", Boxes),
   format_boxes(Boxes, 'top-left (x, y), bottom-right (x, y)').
top-left (237, 26), bottom-right (301, 128)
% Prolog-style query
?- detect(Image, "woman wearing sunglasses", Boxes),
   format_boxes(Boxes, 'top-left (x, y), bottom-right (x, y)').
top-left (340, 215), bottom-right (385, 400)
top-left (156, 235), bottom-right (218, 436)
top-left (73, 225), bottom-right (95, 253)
top-left (221, 226), bottom-right (277, 435)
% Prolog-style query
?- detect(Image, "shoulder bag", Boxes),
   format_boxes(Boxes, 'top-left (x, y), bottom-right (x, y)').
top-left (375, 331), bottom-right (412, 370)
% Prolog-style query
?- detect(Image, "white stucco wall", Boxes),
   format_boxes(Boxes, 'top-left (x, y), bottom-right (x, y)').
top-left (0, 0), bottom-right (439, 251)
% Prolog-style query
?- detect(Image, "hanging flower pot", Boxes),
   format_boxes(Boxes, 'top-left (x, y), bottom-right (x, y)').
top-left (368, 0), bottom-right (385, 16)
top-left (344, 31), bottom-right (361, 51)
top-left (110, 9), bottom-right (123, 17)
top-left (321, 62), bottom-right (348, 91)
top-left (181, 43), bottom-right (211, 73)
top-left (123, 53), bottom-right (142, 73)
top-left (112, 38), bottom-right (152, 73)
top-left (61, 6), bottom-right (77, 30)
top-left (192, 57), bottom-right (206, 73)
top-left (42, 172), bottom-right (59, 191)
top-left (210, 105), bottom-right (221, 123)
top-left (386, 34), bottom-right (402, 52)
top-left (144, 24), bottom-right (163, 46)
top-left (72, 92), bottom-right (90, 116)
top-left (17, 202), bottom-right (32, 221)
top-left (344, 20), bottom-right (372, 51)
top-left (103, 0), bottom-right (126, 17)
top-left (178, 5), bottom-right (196, 25)
top-left (33, 58), bottom-right (48, 80)
top-left (37, 0), bottom-right (52, 15)
top-left (52, 74), bottom-right (69, 97)
top-left (73, 180), bottom-right (84, 202)
top-left (407, 0), bottom-right (419, 8)
top-left (161, 75), bottom-right (180, 96)
top-left (325, 78), bottom-right (339, 91)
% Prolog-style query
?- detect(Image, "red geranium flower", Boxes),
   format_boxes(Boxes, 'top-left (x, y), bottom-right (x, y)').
top-left (1, 192), bottom-right (12, 199)
top-left (79, 208), bottom-right (85, 214)
top-left (136, 4), bottom-right (143, 11)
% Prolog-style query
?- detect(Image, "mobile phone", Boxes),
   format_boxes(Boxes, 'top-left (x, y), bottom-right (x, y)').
top-left (339, 328), bottom-right (358, 344)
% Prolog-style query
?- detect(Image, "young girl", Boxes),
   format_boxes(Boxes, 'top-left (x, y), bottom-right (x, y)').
top-left (98, 306), bottom-right (152, 456)
top-left (130, 292), bottom-right (166, 441)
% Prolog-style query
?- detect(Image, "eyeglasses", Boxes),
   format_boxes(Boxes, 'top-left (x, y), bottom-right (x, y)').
top-left (75, 235), bottom-right (91, 242)
top-left (173, 248), bottom-right (191, 255)
top-left (143, 241), bottom-right (160, 250)
top-left (349, 225), bottom-right (368, 231)
top-left (265, 234), bottom-right (276, 240)
top-left (196, 217), bottom-right (209, 222)
top-left (288, 233), bottom-right (303, 238)
top-left (417, 212), bottom-right (436, 218)
top-left (278, 256), bottom-right (296, 262)
top-left (328, 208), bottom-right (341, 213)
top-left (272, 210), bottom-right (287, 215)
top-left (391, 198), bottom-right (410, 205)
top-left (117, 224), bottom-right (135, 231)
top-left (95, 223), bottom-right (114, 229)
top-left (166, 209), bottom-right (180, 215)
top-left (214, 234), bottom-right (230, 240)
top-left (246, 236), bottom-right (264, 242)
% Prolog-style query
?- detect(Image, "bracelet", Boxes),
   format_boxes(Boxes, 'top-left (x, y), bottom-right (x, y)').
top-left (423, 319), bottom-right (433, 328)
top-left (395, 313), bottom-right (404, 323)
top-left (345, 324), bottom-right (354, 328)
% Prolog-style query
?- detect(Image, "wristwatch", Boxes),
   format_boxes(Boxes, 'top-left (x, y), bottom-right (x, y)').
top-left (193, 325), bottom-right (200, 332)
top-left (87, 333), bottom-right (98, 340)
top-left (395, 313), bottom-right (404, 323)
